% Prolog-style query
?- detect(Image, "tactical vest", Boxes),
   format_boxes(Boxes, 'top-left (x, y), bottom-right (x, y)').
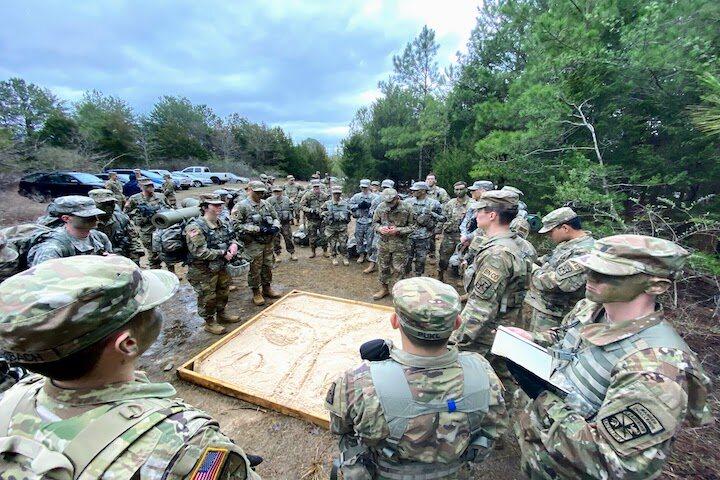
top-left (98, 211), bottom-right (132, 254)
top-left (0, 376), bottom-right (210, 480)
top-left (407, 198), bottom-right (439, 239)
top-left (269, 197), bottom-right (294, 222)
top-left (441, 199), bottom-right (468, 235)
top-left (550, 320), bottom-right (691, 417)
top-left (351, 193), bottom-right (375, 224)
top-left (364, 354), bottom-right (491, 479)
top-left (186, 217), bottom-right (233, 266)
top-left (325, 201), bottom-right (350, 226)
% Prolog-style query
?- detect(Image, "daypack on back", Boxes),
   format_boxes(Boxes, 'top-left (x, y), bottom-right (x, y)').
top-left (0, 224), bottom-right (54, 272)
top-left (152, 222), bottom-right (188, 264)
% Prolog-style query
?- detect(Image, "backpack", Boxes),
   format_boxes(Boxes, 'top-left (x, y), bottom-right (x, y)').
top-left (0, 224), bottom-right (55, 272)
top-left (151, 222), bottom-right (188, 265)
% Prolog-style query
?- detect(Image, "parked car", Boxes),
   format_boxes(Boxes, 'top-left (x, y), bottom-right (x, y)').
top-left (19, 171), bottom-right (105, 202)
top-left (106, 169), bottom-right (164, 189)
top-left (149, 169), bottom-right (190, 189)
top-left (173, 171), bottom-right (213, 187)
top-left (95, 172), bottom-right (131, 184)
top-left (180, 166), bottom-right (234, 184)
top-left (224, 173), bottom-right (249, 184)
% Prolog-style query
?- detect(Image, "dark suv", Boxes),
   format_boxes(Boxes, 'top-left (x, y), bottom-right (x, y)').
top-left (19, 171), bottom-right (105, 202)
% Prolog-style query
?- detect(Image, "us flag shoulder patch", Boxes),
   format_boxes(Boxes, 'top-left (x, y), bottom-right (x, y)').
top-left (191, 447), bottom-right (229, 480)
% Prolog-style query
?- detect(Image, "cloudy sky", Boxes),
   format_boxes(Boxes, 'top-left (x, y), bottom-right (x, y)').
top-left (1, 1), bottom-right (480, 151)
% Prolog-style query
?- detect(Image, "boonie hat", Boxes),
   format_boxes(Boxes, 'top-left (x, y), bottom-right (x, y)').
top-left (392, 277), bottom-right (461, 340)
top-left (0, 255), bottom-right (178, 363)
top-left (538, 207), bottom-right (578, 234)
top-left (576, 234), bottom-right (689, 279)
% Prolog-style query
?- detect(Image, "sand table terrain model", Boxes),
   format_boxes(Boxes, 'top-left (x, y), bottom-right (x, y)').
top-left (182, 291), bottom-right (401, 426)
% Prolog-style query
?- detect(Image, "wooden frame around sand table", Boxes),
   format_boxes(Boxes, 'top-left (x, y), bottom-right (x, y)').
top-left (177, 290), bottom-right (399, 429)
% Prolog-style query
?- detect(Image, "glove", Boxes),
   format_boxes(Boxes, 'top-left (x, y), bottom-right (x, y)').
top-left (468, 217), bottom-right (478, 233)
top-left (360, 339), bottom-right (391, 361)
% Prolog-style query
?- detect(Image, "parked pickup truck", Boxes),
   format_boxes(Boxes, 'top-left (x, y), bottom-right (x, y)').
top-left (181, 166), bottom-right (234, 184)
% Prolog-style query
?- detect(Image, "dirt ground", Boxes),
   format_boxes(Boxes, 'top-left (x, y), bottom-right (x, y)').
top-left (2, 182), bottom-right (717, 479)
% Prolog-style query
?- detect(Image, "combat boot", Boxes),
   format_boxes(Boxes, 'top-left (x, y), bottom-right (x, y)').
top-left (204, 319), bottom-right (226, 335)
top-left (262, 285), bottom-right (282, 299)
top-left (342, 258), bottom-right (349, 266)
top-left (322, 248), bottom-right (330, 258)
top-left (332, 257), bottom-right (339, 266)
top-left (363, 262), bottom-right (376, 274)
top-left (373, 284), bottom-right (390, 300)
top-left (356, 253), bottom-right (365, 264)
top-left (309, 247), bottom-right (317, 258)
top-left (217, 310), bottom-right (241, 324)
top-left (252, 288), bottom-right (265, 306)
top-left (290, 253), bottom-right (298, 261)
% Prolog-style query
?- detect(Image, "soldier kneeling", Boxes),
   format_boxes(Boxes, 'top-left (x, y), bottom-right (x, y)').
top-left (326, 277), bottom-right (508, 480)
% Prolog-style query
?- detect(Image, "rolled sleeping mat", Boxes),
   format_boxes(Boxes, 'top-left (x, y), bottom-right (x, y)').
top-left (151, 206), bottom-right (201, 228)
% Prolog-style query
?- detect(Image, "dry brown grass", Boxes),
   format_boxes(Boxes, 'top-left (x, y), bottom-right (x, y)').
top-left (0, 176), bottom-right (48, 227)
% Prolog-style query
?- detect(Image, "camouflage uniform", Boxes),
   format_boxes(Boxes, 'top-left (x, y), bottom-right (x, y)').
top-left (89, 188), bottom-right (145, 264)
top-left (426, 184), bottom-right (450, 204)
top-left (0, 255), bottom-right (259, 479)
top-left (321, 187), bottom-right (351, 262)
top-left (517, 235), bottom-right (712, 480)
top-left (372, 189), bottom-right (414, 288)
top-left (186, 195), bottom-right (240, 332)
top-left (162, 177), bottom-right (177, 208)
top-left (450, 191), bottom-right (528, 398)
top-left (267, 189), bottom-right (296, 256)
top-left (104, 177), bottom-right (125, 205)
top-left (125, 182), bottom-right (171, 268)
top-left (459, 181), bottom-right (494, 242)
top-left (327, 277), bottom-right (508, 479)
top-left (232, 183), bottom-right (279, 290)
top-left (366, 180), bottom-right (395, 264)
top-left (439, 188), bottom-right (469, 276)
top-left (0, 231), bottom-right (20, 283)
top-left (283, 177), bottom-right (304, 222)
top-left (404, 182), bottom-right (445, 277)
top-left (299, 182), bottom-right (329, 251)
top-left (349, 179), bottom-right (376, 256)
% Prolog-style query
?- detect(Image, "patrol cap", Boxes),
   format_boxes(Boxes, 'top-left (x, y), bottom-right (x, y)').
top-left (272, 185), bottom-right (283, 192)
top-left (502, 185), bottom-right (524, 196)
top-left (181, 197), bottom-right (201, 208)
top-left (249, 180), bottom-right (267, 192)
top-left (392, 277), bottom-right (461, 340)
top-left (468, 180), bottom-right (494, 191)
top-left (382, 188), bottom-right (398, 202)
top-left (87, 188), bottom-right (116, 204)
top-left (163, 173), bottom-right (171, 178)
top-left (410, 181), bottom-right (429, 191)
top-left (213, 189), bottom-right (230, 197)
top-left (260, 174), bottom-right (268, 181)
top-left (199, 193), bottom-right (225, 205)
top-left (138, 177), bottom-right (154, 186)
top-left (474, 189), bottom-right (519, 210)
top-left (576, 234), bottom-right (689, 279)
top-left (49, 195), bottom-right (105, 218)
top-left (0, 232), bottom-right (18, 263)
top-left (453, 181), bottom-right (467, 189)
top-left (331, 185), bottom-right (343, 194)
top-left (311, 179), bottom-right (321, 187)
top-left (359, 179), bottom-right (371, 188)
top-left (371, 180), bottom-right (380, 186)
top-left (381, 179), bottom-right (395, 188)
top-left (538, 207), bottom-right (578, 234)
top-left (287, 174), bottom-right (294, 179)
top-left (0, 255), bottom-right (178, 363)
top-left (311, 173), bottom-right (320, 179)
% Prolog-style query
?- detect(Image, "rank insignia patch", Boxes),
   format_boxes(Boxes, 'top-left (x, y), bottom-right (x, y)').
top-left (191, 447), bottom-right (229, 480)
top-left (601, 403), bottom-right (664, 444)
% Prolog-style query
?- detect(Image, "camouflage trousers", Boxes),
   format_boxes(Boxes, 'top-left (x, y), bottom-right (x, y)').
top-left (368, 230), bottom-right (380, 263)
top-left (187, 263), bottom-right (231, 320)
top-left (354, 221), bottom-right (373, 254)
top-left (529, 308), bottom-right (563, 332)
top-left (273, 222), bottom-right (295, 254)
top-left (139, 228), bottom-right (162, 268)
top-left (405, 237), bottom-right (431, 277)
top-left (377, 238), bottom-right (408, 286)
top-left (246, 241), bottom-right (273, 288)
top-left (439, 232), bottom-right (460, 272)
top-left (305, 217), bottom-right (326, 248)
top-left (325, 226), bottom-right (348, 257)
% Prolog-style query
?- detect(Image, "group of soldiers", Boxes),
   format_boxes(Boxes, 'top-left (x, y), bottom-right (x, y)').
top-left (0, 169), bottom-right (712, 479)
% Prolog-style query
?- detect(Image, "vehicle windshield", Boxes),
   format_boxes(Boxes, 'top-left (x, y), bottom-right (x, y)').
top-left (72, 172), bottom-right (103, 183)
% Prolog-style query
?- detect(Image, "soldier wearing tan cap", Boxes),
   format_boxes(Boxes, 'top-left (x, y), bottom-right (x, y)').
top-left (88, 188), bottom-right (145, 265)
top-left (509, 235), bottom-right (712, 479)
top-left (124, 178), bottom-right (171, 269)
top-left (525, 207), bottom-right (595, 331)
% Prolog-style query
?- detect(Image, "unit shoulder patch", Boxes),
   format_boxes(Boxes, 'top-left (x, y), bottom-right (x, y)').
top-left (600, 402), bottom-right (665, 444)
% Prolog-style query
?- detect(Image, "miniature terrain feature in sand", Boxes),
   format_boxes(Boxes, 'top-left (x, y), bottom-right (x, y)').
top-left (179, 290), bottom-right (401, 427)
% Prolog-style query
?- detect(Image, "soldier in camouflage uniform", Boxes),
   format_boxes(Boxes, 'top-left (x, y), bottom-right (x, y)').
top-left (232, 181), bottom-right (282, 306)
top-left (88, 188), bottom-right (145, 264)
top-left (438, 182), bottom-right (470, 282)
top-left (161, 174), bottom-right (176, 208)
top-left (372, 188), bottom-right (414, 300)
top-left (525, 207), bottom-right (595, 332)
top-left (349, 179), bottom-right (377, 264)
top-left (321, 185), bottom-right (351, 266)
top-left (27, 196), bottom-right (112, 266)
top-left (300, 180), bottom-right (329, 258)
top-left (424, 173), bottom-right (449, 265)
top-left (509, 235), bottom-right (712, 479)
top-left (283, 175), bottom-right (304, 224)
top-left (370, 180), bottom-right (380, 193)
top-left (326, 277), bottom-right (508, 479)
top-left (404, 181), bottom-right (445, 277)
top-left (185, 194), bottom-right (242, 335)
top-left (267, 185), bottom-right (297, 261)
top-left (459, 180), bottom-right (493, 245)
top-left (125, 178), bottom-right (171, 269)
top-left (0, 255), bottom-right (261, 478)
top-left (363, 179), bottom-right (395, 275)
top-left (449, 190), bottom-right (528, 403)
top-left (103, 170), bottom-right (125, 206)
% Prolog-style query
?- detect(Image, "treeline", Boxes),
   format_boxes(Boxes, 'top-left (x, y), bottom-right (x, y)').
top-left (0, 80), bottom-right (332, 178)
top-left (341, 0), bottom-right (720, 242)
